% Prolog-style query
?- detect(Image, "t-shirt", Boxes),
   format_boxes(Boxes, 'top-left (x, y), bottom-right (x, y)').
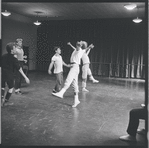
top-left (51, 54), bottom-right (63, 74)
top-left (14, 46), bottom-right (24, 61)
top-left (81, 52), bottom-right (90, 64)
top-left (70, 47), bottom-right (85, 65)
top-left (2, 53), bottom-right (20, 76)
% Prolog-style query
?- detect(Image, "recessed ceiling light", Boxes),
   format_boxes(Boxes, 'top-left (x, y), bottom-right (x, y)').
top-left (1, 10), bottom-right (11, 16)
top-left (33, 20), bottom-right (41, 25)
top-left (34, 12), bottom-right (42, 25)
top-left (124, 4), bottom-right (137, 10)
top-left (133, 17), bottom-right (142, 23)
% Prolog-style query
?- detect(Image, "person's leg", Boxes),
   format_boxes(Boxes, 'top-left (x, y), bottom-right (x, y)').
top-left (127, 108), bottom-right (146, 136)
top-left (15, 61), bottom-right (23, 94)
top-left (54, 74), bottom-right (59, 92)
top-left (119, 108), bottom-right (146, 142)
top-left (52, 65), bottom-right (79, 98)
top-left (18, 61), bottom-right (24, 92)
top-left (14, 69), bottom-right (21, 93)
top-left (1, 78), bottom-right (6, 106)
top-left (5, 88), bottom-right (13, 102)
top-left (88, 67), bottom-right (99, 83)
top-left (71, 73), bottom-right (80, 108)
top-left (1, 79), bottom-right (5, 98)
top-left (82, 64), bottom-right (89, 92)
top-left (60, 72), bottom-right (64, 90)
top-left (18, 72), bottom-right (23, 89)
top-left (3, 78), bottom-right (14, 106)
top-left (54, 72), bottom-right (63, 92)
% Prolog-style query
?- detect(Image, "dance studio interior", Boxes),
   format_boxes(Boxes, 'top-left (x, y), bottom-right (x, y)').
top-left (1, 0), bottom-right (148, 147)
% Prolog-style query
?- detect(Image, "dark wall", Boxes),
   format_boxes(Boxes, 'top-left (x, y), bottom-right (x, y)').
top-left (2, 18), bottom-right (37, 70)
top-left (36, 18), bottom-right (146, 78)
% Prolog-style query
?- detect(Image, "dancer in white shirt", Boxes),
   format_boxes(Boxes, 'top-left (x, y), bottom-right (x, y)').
top-left (48, 46), bottom-right (71, 93)
top-left (14, 38), bottom-right (27, 94)
top-left (52, 41), bottom-right (94, 107)
top-left (81, 42), bottom-right (99, 92)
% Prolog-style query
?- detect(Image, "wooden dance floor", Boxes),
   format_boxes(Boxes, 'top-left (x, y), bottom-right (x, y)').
top-left (1, 71), bottom-right (146, 146)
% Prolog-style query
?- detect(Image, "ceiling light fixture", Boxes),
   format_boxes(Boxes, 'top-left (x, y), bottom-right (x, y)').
top-left (124, 4), bottom-right (137, 10)
top-left (1, 10), bottom-right (11, 16)
top-left (133, 17), bottom-right (142, 23)
top-left (34, 20), bottom-right (41, 26)
top-left (34, 12), bottom-right (41, 26)
top-left (132, 7), bottom-right (142, 23)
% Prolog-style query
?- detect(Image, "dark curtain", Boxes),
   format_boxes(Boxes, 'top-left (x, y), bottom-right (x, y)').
top-left (36, 19), bottom-right (146, 79)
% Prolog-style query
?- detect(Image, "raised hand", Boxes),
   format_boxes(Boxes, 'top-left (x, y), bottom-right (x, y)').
top-left (67, 42), bottom-right (71, 45)
top-left (88, 44), bottom-right (94, 49)
top-left (25, 77), bottom-right (30, 84)
top-left (24, 55), bottom-right (27, 58)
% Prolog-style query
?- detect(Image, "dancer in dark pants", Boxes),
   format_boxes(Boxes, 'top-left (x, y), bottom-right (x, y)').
top-left (1, 42), bottom-right (30, 106)
top-left (119, 107), bottom-right (147, 142)
top-left (48, 46), bottom-right (71, 93)
top-left (14, 38), bottom-right (27, 94)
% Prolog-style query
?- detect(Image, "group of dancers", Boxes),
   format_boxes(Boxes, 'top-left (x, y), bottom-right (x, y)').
top-left (1, 39), bottom-right (99, 108)
top-left (48, 41), bottom-right (99, 108)
top-left (1, 39), bottom-right (146, 144)
top-left (1, 39), bottom-right (30, 106)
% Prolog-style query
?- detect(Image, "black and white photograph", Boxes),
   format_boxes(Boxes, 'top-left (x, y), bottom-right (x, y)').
top-left (0, 0), bottom-right (148, 147)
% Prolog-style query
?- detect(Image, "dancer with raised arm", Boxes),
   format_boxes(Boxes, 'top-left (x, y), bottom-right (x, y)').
top-left (81, 42), bottom-right (99, 92)
top-left (52, 41), bottom-right (94, 107)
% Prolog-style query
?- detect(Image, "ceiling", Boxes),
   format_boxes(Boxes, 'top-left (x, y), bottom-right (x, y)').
top-left (2, 2), bottom-right (146, 22)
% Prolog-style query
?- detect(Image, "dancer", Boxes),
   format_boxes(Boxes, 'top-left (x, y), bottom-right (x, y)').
top-left (48, 46), bottom-right (71, 93)
top-left (14, 38), bottom-right (27, 94)
top-left (52, 41), bottom-right (94, 107)
top-left (70, 41), bottom-right (99, 92)
top-left (81, 42), bottom-right (99, 92)
top-left (1, 42), bottom-right (30, 106)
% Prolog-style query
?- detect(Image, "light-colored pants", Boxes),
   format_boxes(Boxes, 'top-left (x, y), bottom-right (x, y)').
top-left (82, 63), bottom-right (92, 79)
top-left (63, 64), bottom-right (79, 93)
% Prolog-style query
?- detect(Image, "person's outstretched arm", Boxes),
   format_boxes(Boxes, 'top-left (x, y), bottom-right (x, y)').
top-left (67, 42), bottom-right (76, 50)
top-left (83, 44), bottom-right (94, 52)
top-left (86, 48), bottom-right (91, 56)
top-left (63, 61), bottom-right (72, 68)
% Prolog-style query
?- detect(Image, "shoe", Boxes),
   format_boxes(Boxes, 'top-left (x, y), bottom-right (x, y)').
top-left (82, 88), bottom-right (89, 92)
top-left (15, 91), bottom-right (22, 95)
top-left (52, 89), bottom-right (57, 93)
top-left (52, 92), bottom-right (63, 98)
top-left (4, 101), bottom-right (14, 106)
top-left (119, 135), bottom-right (136, 142)
top-left (72, 100), bottom-right (80, 108)
top-left (137, 129), bottom-right (145, 135)
top-left (92, 80), bottom-right (99, 83)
